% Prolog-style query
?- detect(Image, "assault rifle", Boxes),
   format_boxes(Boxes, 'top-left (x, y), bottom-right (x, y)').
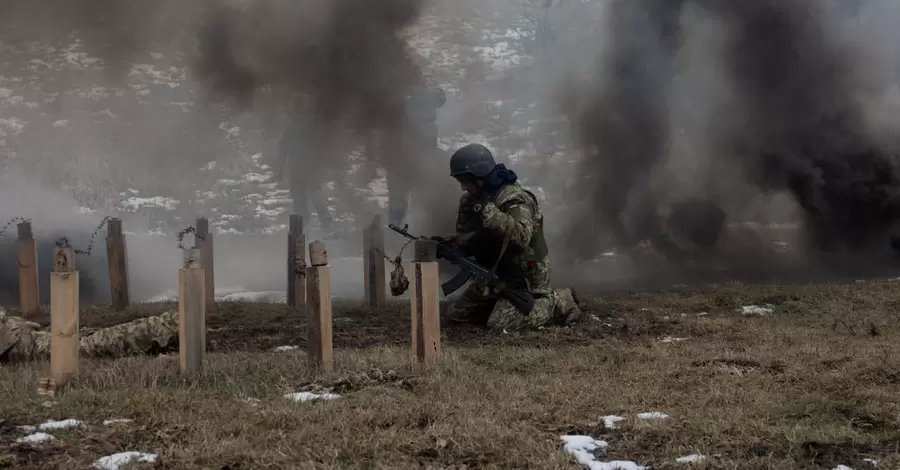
top-left (388, 224), bottom-right (535, 314)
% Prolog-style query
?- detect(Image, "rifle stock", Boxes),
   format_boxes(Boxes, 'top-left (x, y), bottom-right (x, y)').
top-left (388, 224), bottom-right (535, 314)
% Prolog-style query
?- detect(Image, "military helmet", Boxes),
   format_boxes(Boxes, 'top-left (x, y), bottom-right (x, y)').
top-left (450, 143), bottom-right (496, 178)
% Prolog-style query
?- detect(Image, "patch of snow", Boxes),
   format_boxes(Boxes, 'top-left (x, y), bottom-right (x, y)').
top-left (244, 172), bottom-right (271, 183)
top-left (273, 345), bottom-right (299, 352)
top-left (241, 397), bottom-right (261, 406)
top-left (676, 454), bottom-right (706, 463)
top-left (119, 196), bottom-right (178, 211)
top-left (561, 435), bottom-right (646, 470)
top-left (38, 418), bottom-right (84, 430)
top-left (17, 425), bottom-right (36, 432)
top-left (636, 412), bottom-right (669, 421)
top-left (16, 432), bottom-right (56, 444)
top-left (660, 337), bottom-right (689, 344)
top-left (863, 458), bottom-right (878, 466)
top-left (601, 415), bottom-right (626, 429)
top-left (93, 452), bottom-right (158, 470)
top-left (831, 466), bottom-right (854, 470)
top-left (103, 419), bottom-right (133, 425)
top-left (0, 87), bottom-right (10, 98)
top-left (0, 118), bottom-right (26, 134)
top-left (739, 304), bottom-right (774, 316)
top-left (41, 400), bottom-right (56, 407)
top-left (284, 392), bottom-right (341, 402)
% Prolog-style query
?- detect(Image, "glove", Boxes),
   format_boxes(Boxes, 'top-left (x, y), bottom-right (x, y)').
top-left (430, 236), bottom-right (447, 243)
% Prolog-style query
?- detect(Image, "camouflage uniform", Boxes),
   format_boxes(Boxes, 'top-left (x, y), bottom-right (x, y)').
top-left (0, 308), bottom-right (179, 362)
top-left (446, 182), bottom-right (582, 331)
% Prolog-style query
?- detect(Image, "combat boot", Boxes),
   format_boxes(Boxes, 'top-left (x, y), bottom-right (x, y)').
top-left (554, 288), bottom-right (583, 325)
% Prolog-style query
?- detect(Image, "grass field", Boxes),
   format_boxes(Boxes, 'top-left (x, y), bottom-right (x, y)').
top-left (1, 281), bottom-right (899, 469)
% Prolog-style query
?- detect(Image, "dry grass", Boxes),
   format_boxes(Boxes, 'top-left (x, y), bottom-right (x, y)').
top-left (2, 282), bottom-right (900, 469)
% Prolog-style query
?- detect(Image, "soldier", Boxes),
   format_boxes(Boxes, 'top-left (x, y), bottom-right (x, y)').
top-left (278, 95), bottom-right (335, 233)
top-left (435, 143), bottom-right (582, 331)
top-left (384, 54), bottom-right (446, 226)
top-left (0, 308), bottom-right (178, 362)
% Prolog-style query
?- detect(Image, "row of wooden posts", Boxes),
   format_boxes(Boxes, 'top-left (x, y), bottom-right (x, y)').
top-left (32, 213), bottom-right (439, 396)
top-left (17, 213), bottom-right (392, 318)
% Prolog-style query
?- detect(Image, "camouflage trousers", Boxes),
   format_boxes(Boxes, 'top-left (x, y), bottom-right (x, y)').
top-left (0, 309), bottom-right (179, 362)
top-left (446, 255), bottom-right (582, 331)
top-left (446, 283), bottom-right (581, 331)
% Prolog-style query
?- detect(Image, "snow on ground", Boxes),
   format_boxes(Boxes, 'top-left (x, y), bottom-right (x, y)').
top-left (273, 345), bottom-right (299, 352)
top-left (601, 415), bottom-right (626, 430)
top-left (102, 419), bottom-right (134, 425)
top-left (636, 412), bottom-right (669, 421)
top-left (38, 418), bottom-right (84, 430)
top-left (740, 304), bottom-right (774, 316)
top-left (560, 435), bottom-right (647, 470)
top-left (16, 432), bottom-right (56, 444)
top-left (659, 336), bottom-right (689, 344)
top-left (93, 452), bottom-right (158, 470)
top-left (676, 454), bottom-right (706, 463)
top-left (284, 391), bottom-right (342, 402)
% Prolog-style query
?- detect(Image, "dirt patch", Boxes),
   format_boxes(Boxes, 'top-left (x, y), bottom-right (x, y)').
top-left (800, 440), bottom-right (894, 468)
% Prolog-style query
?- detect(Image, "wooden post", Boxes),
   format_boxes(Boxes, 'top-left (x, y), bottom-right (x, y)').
top-left (288, 214), bottom-right (306, 311)
top-left (195, 217), bottom-right (216, 317)
top-left (363, 214), bottom-right (386, 307)
top-left (306, 240), bottom-right (333, 372)
top-left (410, 240), bottom-right (440, 362)
top-left (40, 246), bottom-right (79, 396)
top-left (105, 218), bottom-right (130, 310)
top-left (178, 247), bottom-right (206, 374)
top-left (16, 222), bottom-right (39, 318)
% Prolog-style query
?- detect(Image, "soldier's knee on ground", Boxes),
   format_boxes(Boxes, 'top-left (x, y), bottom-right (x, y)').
top-left (486, 297), bottom-right (555, 331)
top-left (447, 298), bottom-right (492, 325)
top-left (553, 288), bottom-right (583, 325)
top-left (448, 284), bottom-right (498, 324)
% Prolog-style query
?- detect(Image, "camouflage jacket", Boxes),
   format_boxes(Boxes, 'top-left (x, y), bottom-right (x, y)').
top-left (0, 308), bottom-right (179, 362)
top-left (454, 182), bottom-right (550, 291)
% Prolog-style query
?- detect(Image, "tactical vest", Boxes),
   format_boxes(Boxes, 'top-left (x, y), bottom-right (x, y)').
top-left (461, 185), bottom-right (549, 283)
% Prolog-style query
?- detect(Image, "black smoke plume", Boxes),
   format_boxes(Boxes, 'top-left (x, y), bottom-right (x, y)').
top-left (563, 0), bottom-right (900, 275)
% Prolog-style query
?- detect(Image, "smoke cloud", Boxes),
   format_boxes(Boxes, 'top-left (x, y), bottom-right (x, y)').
top-left (561, 0), bottom-right (900, 276)
top-left (0, 0), bottom-right (455, 303)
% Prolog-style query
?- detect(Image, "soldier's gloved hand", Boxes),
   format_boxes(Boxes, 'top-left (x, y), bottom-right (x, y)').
top-left (430, 235), bottom-right (447, 243)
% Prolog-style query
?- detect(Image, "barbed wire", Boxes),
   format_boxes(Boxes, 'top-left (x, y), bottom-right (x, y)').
top-left (0, 216), bottom-right (31, 237)
top-left (55, 216), bottom-right (112, 256)
top-left (176, 225), bottom-right (206, 250)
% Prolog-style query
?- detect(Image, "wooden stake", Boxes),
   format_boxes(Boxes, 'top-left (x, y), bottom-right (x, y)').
top-left (195, 217), bottom-right (216, 317)
top-left (287, 214), bottom-right (306, 312)
top-left (50, 247), bottom-right (79, 387)
top-left (178, 248), bottom-right (206, 374)
top-left (306, 240), bottom-right (333, 372)
top-left (411, 240), bottom-right (440, 362)
top-left (105, 218), bottom-right (130, 310)
top-left (16, 222), bottom-right (39, 318)
top-left (363, 214), bottom-right (386, 307)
